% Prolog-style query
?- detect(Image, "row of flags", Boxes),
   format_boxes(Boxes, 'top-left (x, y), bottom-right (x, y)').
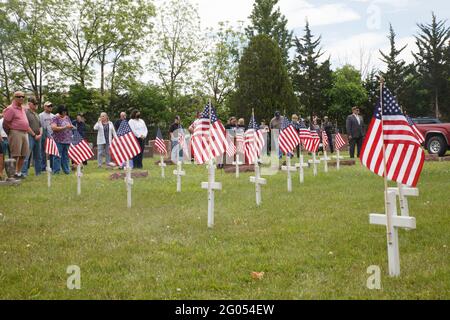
top-left (44, 85), bottom-right (425, 188)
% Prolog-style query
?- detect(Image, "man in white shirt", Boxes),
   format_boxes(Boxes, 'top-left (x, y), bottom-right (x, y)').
top-left (128, 109), bottom-right (148, 169)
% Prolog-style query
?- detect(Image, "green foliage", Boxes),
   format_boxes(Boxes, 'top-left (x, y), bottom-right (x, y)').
top-left (232, 34), bottom-right (297, 121)
top-left (329, 65), bottom-right (367, 126)
top-left (246, 0), bottom-right (293, 66)
top-left (291, 22), bottom-right (333, 119)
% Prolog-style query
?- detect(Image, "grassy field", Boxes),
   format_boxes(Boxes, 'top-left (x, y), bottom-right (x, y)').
top-left (0, 154), bottom-right (449, 299)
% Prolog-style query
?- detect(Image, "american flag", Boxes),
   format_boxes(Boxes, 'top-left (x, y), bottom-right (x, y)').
top-left (321, 130), bottom-right (329, 150)
top-left (303, 128), bottom-right (320, 153)
top-left (334, 131), bottom-right (346, 150)
top-left (298, 124), bottom-right (311, 147)
top-left (110, 120), bottom-right (142, 166)
top-left (155, 127), bottom-right (167, 155)
top-left (360, 87), bottom-right (425, 187)
top-left (278, 116), bottom-right (300, 154)
top-left (68, 130), bottom-right (93, 164)
top-left (178, 125), bottom-right (189, 156)
top-left (226, 131), bottom-right (236, 157)
top-left (236, 128), bottom-right (245, 154)
top-left (45, 136), bottom-right (60, 157)
top-left (244, 114), bottom-right (264, 165)
top-left (405, 114), bottom-right (425, 144)
top-left (192, 103), bottom-right (226, 164)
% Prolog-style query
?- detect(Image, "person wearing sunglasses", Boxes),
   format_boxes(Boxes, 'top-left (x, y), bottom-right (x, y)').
top-left (2, 91), bottom-right (30, 179)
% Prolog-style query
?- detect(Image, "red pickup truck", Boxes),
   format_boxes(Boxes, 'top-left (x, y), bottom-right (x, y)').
top-left (413, 117), bottom-right (450, 157)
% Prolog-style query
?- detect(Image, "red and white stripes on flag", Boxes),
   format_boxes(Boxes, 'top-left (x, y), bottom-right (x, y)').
top-left (192, 104), bottom-right (226, 164)
top-left (299, 127), bottom-right (311, 147)
top-left (334, 132), bottom-right (346, 150)
top-left (278, 120), bottom-right (300, 154)
top-left (68, 140), bottom-right (93, 165)
top-left (360, 87), bottom-right (425, 187)
top-left (406, 115), bottom-right (425, 144)
top-left (45, 137), bottom-right (60, 157)
top-left (321, 130), bottom-right (329, 150)
top-left (155, 128), bottom-right (167, 155)
top-left (236, 129), bottom-right (245, 154)
top-left (244, 129), bottom-right (264, 165)
top-left (303, 129), bottom-right (320, 153)
top-left (226, 132), bottom-right (236, 157)
top-left (110, 121), bottom-right (142, 166)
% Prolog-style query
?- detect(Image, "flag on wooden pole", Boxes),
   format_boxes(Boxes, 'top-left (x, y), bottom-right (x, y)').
top-left (405, 114), bottom-right (425, 144)
top-left (303, 128), bottom-right (320, 153)
top-left (360, 86), bottom-right (425, 187)
top-left (244, 115), bottom-right (264, 164)
top-left (226, 132), bottom-right (236, 157)
top-left (278, 116), bottom-right (300, 154)
top-left (334, 131), bottom-right (346, 150)
top-left (321, 130), bottom-right (328, 150)
top-left (155, 127), bottom-right (167, 155)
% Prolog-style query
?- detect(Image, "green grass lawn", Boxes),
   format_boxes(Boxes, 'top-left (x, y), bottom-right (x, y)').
top-left (0, 155), bottom-right (449, 299)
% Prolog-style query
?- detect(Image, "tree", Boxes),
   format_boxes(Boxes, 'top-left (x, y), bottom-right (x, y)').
top-left (232, 34), bottom-right (297, 120)
top-left (149, 0), bottom-right (204, 111)
top-left (380, 24), bottom-right (408, 103)
top-left (413, 12), bottom-right (450, 119)
top-left (245, 0), bottom-right (293, 66)
top-left (329, 65), bottom-right (367, 127)
top-left (291, 22), bottom-right (333, 119)
top-left (201, 22), bottom-right (247, 111)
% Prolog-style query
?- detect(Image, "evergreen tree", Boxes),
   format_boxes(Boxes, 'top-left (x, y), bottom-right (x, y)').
top-left (245, 0), bottom-right (293, 66)
top-left (413, 12), bottom-right (450, 119)
top-left (232, 34), bottom-right (297, 121)
top-left (379, 24), bottom-right (408, 103)
top-left (291, 21), bottom-right (333, 120)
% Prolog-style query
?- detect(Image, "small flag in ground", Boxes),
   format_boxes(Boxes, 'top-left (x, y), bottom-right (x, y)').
top-left (178, 125), bottom-right (189, 156)
top-left (192, 103), bottom-right (226, 164)
top-left (110, 120), bottom-right (141, 166)
top-left (236, 129), bottom-right (245, 154)
top-left (226, 131), bottom-right (236, 157)
top-left (303, 128), bottom-right (320, 153)
top-left (299, 124), bottom-right (311, 147)
top-left (155, 127), bottom-right (167, 155)
top-left (68, 130), bottom-right (93, 164)
top-left (321, 130), bottom-right (329, 150)
top-left (360, 86), bottom-right (425, 187)
top-left (244, 115), bottom-right (264, 165)
top-left (405, 114), bottom-right (425, 144)
top-left (334, 131), bottom-right (346, 150)
top-left (45, 136), bottom-right (60, 157)
top-left (278, 116), bottom-right (300, 154)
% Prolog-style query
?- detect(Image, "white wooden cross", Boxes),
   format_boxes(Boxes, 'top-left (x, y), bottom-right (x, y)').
top-left (232, 154), bottom-right (243, 178)
top-left (320, 150), bottom-right (331, 173)
top-left (295, 153), bottom-right (308, 184)
top-left (308, 153), bottom-right (320, 176)
top-left (125, 159), bottom-right (134, 208)
top-left (46, 158), bottom-right (52, 188)
top-left (333, 149), bottom-right (344, 170)
top-left (159, 155), bottom-right (166, 178)
top-left (201, 159), bottom-right (222, 228)
top-left (76, 164), bottom-right (83, 196)
top-left (388, 183), bottom-right (419, 217)
top-left (250, 162), bottom-right (266, 206)
top-left (173, 161), bottom-right (185, 192)
top-left (282, 156), bottom-right (296, 192)
top-left (369, 189), bottom-right (416, 277)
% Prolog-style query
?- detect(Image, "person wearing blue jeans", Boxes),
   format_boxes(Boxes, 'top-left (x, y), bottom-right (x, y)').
top-left (50, 105), bottom-right (73, 175)
top-left (53, 143), bottom-right (70, 174)
top-left (21, 97), bottom-right (43, 176)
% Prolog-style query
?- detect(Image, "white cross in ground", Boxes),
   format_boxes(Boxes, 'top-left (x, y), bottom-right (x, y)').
top-left (320, 150), bottom-right (331, 173)
top-left (173, 161), bottom-right (186, 192)
top-left (296, 153), bottom-right (308, 184)
top-left (125, 160), bottom-right (134, 208)
top-left (159, 155), bottom-right (166, 178)
top-left (46, 158), bottom-right (52, 188)
top-left (76, 164), bottom-right (83, 196)
top-left (388, 183), bottom-right (419, 218)
top-left (250, 162), bottom-right (266, 206)
top-left (369, 189), bottom-right (416, 277)
top-left (201, 159), bottom-right (222, 228)
top-left (232, 154), bottom-right (243, 178)
top-left (282, 156), bottom-right (296, 192)
top-left (333, 149), bottom-right (344, 170)
top-left (308, 153), bottom-right (320, 176)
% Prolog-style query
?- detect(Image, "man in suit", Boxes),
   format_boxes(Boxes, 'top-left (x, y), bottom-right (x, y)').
top-left (346, 106), bottom-right (365, 158)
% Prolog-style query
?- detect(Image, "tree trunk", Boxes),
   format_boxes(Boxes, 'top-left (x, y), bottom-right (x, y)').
top-left (435, 89), bottom-right (439, 119)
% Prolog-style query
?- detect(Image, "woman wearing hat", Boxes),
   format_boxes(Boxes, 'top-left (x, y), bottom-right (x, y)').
top-left (50, 105), bottom-right (73, 174)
